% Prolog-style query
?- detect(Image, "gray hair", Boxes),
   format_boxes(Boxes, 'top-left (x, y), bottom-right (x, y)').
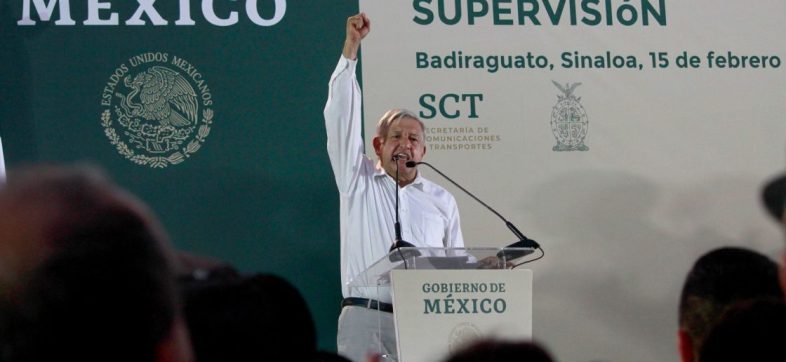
top-left (375, 109), bottom-right (425, 141)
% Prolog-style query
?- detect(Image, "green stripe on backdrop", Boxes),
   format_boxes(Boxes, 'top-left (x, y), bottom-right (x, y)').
top-left (0, 0), bottom-right (361, 351)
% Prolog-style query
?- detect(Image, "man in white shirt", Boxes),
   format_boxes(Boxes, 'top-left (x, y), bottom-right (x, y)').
top-left (324, 13), bottom-right (465, 362)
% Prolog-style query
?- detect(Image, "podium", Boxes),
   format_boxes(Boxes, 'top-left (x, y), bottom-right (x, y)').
top-left (347, 247), bottom-right (534, 362)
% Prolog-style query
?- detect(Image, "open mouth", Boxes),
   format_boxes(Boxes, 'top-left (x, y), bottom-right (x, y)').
top-left (393, 153), bottom-right (410, 161)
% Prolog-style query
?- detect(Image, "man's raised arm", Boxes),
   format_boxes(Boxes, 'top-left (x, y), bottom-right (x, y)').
top-left (324, 13), bottom-right (371, 194)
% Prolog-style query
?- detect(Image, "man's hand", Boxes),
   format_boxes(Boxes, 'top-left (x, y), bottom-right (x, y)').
top-left (477, 256), bottom-right (514, 269)
top-left (343, 13), bottom-right (371, 60)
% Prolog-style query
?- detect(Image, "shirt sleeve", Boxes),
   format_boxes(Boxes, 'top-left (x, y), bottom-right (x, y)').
top-left (445, 195), bottom-right (465, 248)
top-left (324, 56), bottom-right (364, 195)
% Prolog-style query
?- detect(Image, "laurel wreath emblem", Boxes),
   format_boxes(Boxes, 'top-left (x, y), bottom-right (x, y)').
top-left (101, 108), bottom-right (213, 168)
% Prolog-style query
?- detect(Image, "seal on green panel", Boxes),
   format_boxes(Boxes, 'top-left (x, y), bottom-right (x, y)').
top-left (100, 52), bottom-right (214, 168)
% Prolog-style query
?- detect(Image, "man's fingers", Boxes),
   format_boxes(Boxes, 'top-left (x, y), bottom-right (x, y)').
top-left (360, 13), bottom-right (370, 29)
top-left (348, 13), bottom-right (366, 30)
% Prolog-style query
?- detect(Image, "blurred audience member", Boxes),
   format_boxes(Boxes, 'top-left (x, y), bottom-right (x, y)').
top-left (699, 299), bottom-right (786, 362)
top-left (761, 172), bottom-right (786, 224)
top-left (762, 172), bottom-right (786, 295)
top-left (176, 250), bottom-right (240, 284)
top-left (316, 351), bottom-right (352, 362)
top-left (442, 339), bottom-right (555, 362)
top-left (677, 247), bottom-right (782, 362)
top-left (182, 273), bottom-right (320, 361)
top-left (0, 165), bottom-right (192, 362)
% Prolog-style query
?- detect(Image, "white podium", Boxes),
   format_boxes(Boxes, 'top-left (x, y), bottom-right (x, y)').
top-left (347, 247), bottom-right (534, 362)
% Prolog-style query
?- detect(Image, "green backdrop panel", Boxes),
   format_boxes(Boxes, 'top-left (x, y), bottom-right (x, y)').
top-left (1, 0), bottom-right (361, 351)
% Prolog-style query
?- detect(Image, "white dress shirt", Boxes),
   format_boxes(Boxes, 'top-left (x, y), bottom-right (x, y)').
top-left (324, 56), bottom-right (465, 301)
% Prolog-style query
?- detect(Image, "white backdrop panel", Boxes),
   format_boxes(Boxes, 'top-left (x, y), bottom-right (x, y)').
top-left (357, 1), bottom-right (786, 361)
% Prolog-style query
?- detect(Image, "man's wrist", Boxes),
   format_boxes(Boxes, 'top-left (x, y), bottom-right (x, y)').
top-left (343, 40), bottom-right (359, 60)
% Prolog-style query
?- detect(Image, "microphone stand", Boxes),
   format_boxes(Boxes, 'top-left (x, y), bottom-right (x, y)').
top-left (394, 157), bottom-right (403, 245)
top-left (406, 161), bottom-right (540, 261)
top-left (389, 156), bottom-right (420, 265)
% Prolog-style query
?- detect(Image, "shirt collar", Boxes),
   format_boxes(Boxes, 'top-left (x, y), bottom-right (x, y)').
top-left (374, 161), bottom-right (426, 190)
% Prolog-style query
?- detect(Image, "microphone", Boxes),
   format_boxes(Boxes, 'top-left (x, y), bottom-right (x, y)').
top-left (392, 154), bottom-right (405, 245)
top-left (389, 154), bottom-right (421, 261)
top-left (406, 161), bottom-right (540, 260)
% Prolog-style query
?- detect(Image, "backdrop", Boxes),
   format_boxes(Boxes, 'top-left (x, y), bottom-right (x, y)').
top-left (3, 0), bottom-right (786, 360)
top-left (357, 1), bottom-right (786, 361)
top-left (1, 0), bottom-right (360, 351)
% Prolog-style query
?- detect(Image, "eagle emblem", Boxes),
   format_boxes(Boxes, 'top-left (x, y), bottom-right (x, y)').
top-left (114, 66), bottom-right (198, 153)
top-left (100, 53), bottom-right (213, 168)
top-left (448, 322), bottom-right (483, 353)
top-left (550, 81), bottom-right (589, 152)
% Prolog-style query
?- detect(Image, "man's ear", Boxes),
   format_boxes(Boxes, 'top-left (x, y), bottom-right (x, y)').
top-left (372, 136), bottom-right (383, 157)
top-left (678, 328), bottom-right (694, 362)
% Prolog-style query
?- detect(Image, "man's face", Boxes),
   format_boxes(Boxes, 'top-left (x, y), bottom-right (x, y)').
top-left (373, 117), bottom-right (426, 185)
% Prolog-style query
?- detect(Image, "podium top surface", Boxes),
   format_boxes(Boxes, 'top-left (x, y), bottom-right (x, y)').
top-left (347, 246), bottom-right (534, 290)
